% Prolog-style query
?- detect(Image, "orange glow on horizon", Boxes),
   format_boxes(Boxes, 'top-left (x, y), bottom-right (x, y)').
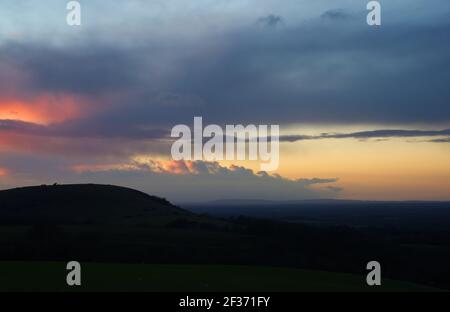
top-left (0, 167), bottom-right (8, 176)
top-left (0, 95), bottom-right (83, 125)
top-left (72, 159), bottom-right (227, 176)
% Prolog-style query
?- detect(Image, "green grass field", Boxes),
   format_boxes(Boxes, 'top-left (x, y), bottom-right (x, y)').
top-left (0, 262), bottom-right (441, 292)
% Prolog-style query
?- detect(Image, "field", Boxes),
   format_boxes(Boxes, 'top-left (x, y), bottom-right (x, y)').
top-left (0, 262), bottom-right (440, 292)
top-left (1, 185), bottom-right (449, 291)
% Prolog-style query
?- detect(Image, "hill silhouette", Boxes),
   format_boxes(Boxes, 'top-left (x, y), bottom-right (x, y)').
top-left (0, 184), bottom-right (187, 225)
top-left (0, 184), bottom-right (449, 290)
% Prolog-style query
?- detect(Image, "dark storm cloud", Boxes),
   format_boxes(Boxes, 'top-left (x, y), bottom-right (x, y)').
top-left (320, 9), bottom-right (352, 20)
top-left (0, 42), bottom-right (140, 95)
top-left (3, 117), bottom-right (450, 146)
top-left (53, 117), bottom-right (169, 140)
top-left (428, 137), bottom-right (450, 143)
top-left (0, 118), bottom-right (168, 140)
top-left (154, 16), bottom-right (450, 125)
top-left (0, 119), bottom-right (46, 133)
top-left (2, 9), bottom-right (450, 129)
top-left (280, 129), bottom-right (450, 142)
top-left (258, 14), bottom-right (284, 27)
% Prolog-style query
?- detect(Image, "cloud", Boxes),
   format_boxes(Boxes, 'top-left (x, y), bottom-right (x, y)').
top-left (258, 14), bottom-right (284, 27)
top-left (0, 118), bottom-right (169, 141)
top-left (320, 9), bottom-right (352, 21)
top-left (0, 167), bottom-right (8, 176)
top-left (0, 154), bottom-right (341, 203)
top-left (0, 42), bottom-right (140, 96)
top-left (280, 129), bottom-right (450, 142)
top-left (327, 185), bottom-right (344, 193)
top-left (0, 119), bottom-right (46, 132)
top-left (0, 94), bottom-right (86, 125)
top-left (297, 177), bottom-right (339, 186)
top-left (0, 0), bottom-right (449, 202)
top-left (428, 137), bottom-right (450, 143)
top-left (64, 160), bottom-right (340, 202)
top-left (2, 3), bottom-right (450, 128)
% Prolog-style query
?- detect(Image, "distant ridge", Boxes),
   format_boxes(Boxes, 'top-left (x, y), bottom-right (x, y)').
top-left (190, 198), bottom-right (450, 206)
top-left (184, 198), bottom-right (450, 230)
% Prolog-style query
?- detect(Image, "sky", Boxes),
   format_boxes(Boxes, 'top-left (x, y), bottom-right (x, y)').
top-left (1, 0), bottom-right (450, 202)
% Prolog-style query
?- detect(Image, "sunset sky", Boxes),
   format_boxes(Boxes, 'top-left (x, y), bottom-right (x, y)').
top-left (1, 0), bottom-right (450, 202)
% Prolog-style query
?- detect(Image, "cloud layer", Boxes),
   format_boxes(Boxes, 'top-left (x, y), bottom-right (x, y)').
top-left (1, 1), bottom-right (449, 201)
top-left (280, 129), bottom-right (450, 142)
top-left (1, 1), bottom-right (450, 129)
top-left (70, 160), bottom-right (342, 202)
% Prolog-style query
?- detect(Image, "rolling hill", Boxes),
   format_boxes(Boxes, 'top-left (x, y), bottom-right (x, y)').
top-left (0, 184), bottom-right (448, 291)
top-left (0, 184), bottom-right (188, 225)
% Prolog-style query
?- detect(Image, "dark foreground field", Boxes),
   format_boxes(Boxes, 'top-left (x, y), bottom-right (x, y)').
top-left (0, 262), bottom-right (440, 292)
top-left (1, 184), bottom-right (449, 291)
